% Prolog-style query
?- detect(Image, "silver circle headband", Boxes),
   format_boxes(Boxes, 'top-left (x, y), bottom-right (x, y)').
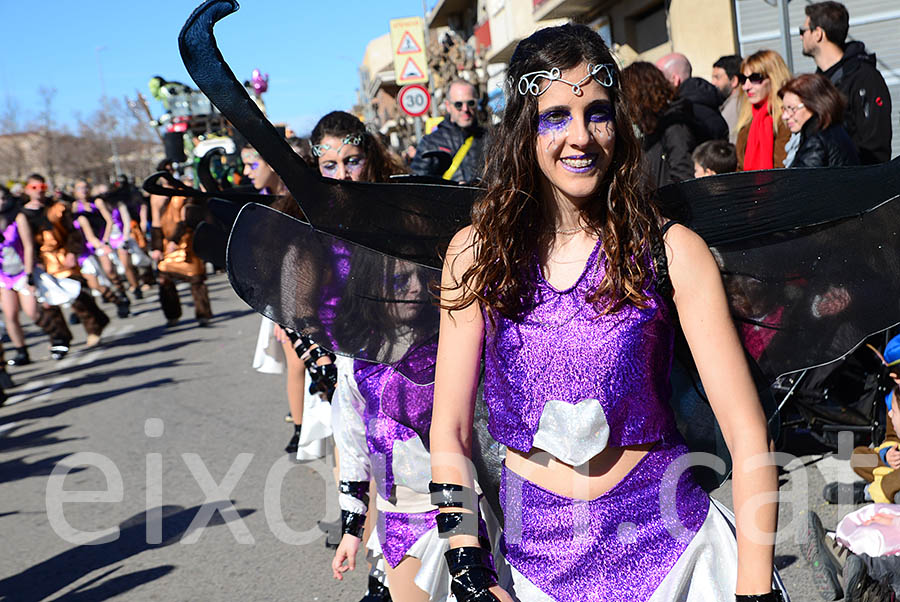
top-left (517, 63), bottom-right (616, 97)
top-left (311, 133), bottom-right (364, 158)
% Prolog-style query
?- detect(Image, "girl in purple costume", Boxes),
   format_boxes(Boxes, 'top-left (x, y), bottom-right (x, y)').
top-left (431, 25), bottom-right (779, 602)
top-left (0, 193), bottom-right (39, 358)
top-left (95, 187), bottom-right (141, 295)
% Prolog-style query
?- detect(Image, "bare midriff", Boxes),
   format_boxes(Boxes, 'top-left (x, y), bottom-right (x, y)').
top-left (504, 441), bottom-right (656, 501)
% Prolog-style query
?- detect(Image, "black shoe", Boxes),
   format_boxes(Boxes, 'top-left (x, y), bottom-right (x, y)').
top-left (6, 347), bottom-right (30, 367)
top-left (68, 312), bottom-right (80, 325)
top-left (131, 287), bottom-right (143, 300)
top-left (844, 554), bottom-right (895, 602)
top-left (802, 511), bottom-right (849, 601)
top-left (0, 369), bottom-right (14, 389)
top-left (359, 576), bottom-right (392, 602)
top-left (116, 300), bottom-right (130, 318)
top-left (285, 432), bottom-right (300, 454)
top-left (823, 481), bottom-right (868, 504)
top-left (50, 345), bottom-right (69, 360)
top-left (197, 317), bottom-right (210, 327)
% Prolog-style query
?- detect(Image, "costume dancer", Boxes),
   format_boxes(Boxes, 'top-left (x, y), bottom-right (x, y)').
top-left (429, 26), bottom-right (777, 601)
top-left (21, 174), bottom-right (109, 356)
top-left (96, 181), bottom-right (145, 298)
top-left (149, 178), bottom-right (212, 327)
top-left (71, 179), bottom-right (131, 318)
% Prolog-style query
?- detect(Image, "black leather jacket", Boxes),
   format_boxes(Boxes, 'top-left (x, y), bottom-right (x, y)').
top-left (791, 117), bottom-right (859, 168)
top-left (409, 119), bottom-right (487, 184)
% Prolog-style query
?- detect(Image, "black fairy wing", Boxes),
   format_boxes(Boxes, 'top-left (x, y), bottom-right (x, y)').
top-left (226, 203), bottom-right (440, 385)
top-left (179, 0), bottom-right (477, 268)
top-left (226, 203), bottom-right (506, 521)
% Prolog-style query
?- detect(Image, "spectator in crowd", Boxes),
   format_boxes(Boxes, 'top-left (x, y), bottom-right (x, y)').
top-left (409, 79), bottom-right (487, 183)
top-left (711, 55), bottom-right (744, 143)
top-left (735, 49), bottom-right (792, 170)
top-left (656, 52), bottom-right (729, 142)
top-left (692, 139), bottom-right (738, 177)
top-left (778, 74), bottom-right (859, 168)
top-left (622, 62), bottom-right (698, 188)
top-left (801, 1), bottom-right (892, 164)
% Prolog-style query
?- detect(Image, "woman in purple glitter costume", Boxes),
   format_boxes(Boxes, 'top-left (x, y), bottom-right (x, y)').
top-left (430, 25), bottom-right (781, 602)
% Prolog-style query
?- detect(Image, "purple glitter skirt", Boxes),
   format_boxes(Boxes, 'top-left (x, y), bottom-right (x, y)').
top-left (375, 508), bottom-right (439, 569)
top-left (499, 439), bottom-right (712, 601)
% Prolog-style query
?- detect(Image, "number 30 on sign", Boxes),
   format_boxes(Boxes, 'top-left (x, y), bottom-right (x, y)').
top-left (398, 84), bottom-right (431, 118)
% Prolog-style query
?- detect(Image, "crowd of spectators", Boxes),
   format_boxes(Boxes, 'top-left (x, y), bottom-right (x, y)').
top-left (615, 0), bottom-right (892, 191)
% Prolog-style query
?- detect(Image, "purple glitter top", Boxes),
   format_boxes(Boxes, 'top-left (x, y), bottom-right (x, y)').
top-left (353, 359), bottom-right (435, 500)
top-left (0, 221), bottom-right (25, 287)
top-left (482, 240), bottom-right (675, 456)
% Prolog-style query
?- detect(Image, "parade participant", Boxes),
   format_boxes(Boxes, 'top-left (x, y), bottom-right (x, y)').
top-left (148, 177), bottom-right (212, 327)
top-left (95, 178), bottom-right (144, 299)
top-left (21, 174), bottom-right (109, 355)
top-left (0, 184), bottom-right (41, 366)
top-left (311, 111), bottom-right (405, 183)
top-left (430, 24), bottom-right (778, 602)
top-left (71, 179), bottom-right (132, 318)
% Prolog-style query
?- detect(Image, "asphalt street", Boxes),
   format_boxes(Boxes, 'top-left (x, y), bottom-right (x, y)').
top-left (0, 273), bottom-right (868, 601)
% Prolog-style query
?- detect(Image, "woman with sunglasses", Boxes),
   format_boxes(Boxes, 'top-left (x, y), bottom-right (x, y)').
top-left (735, 49), bottom-right (792, 171)
top-left (778, 74), bottom-right (859, 168)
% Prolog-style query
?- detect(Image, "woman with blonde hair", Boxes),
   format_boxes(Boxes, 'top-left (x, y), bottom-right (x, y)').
top-left (735, 49), bottom-right (792, 170)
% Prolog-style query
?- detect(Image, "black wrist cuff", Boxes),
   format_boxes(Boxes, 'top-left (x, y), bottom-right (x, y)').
top-left (304, 344), bottom-right (335, 369)
top-left (26, 273), bottom-right (35, 286)
top-left (150, 227), bottom-right (164, 252)
top-left (339, 480), bottom-right (370, 506)
top-left (340, 510), bottom-right (365, 539)
top-left (736, 592), bottom-right (784, 602)
top-left (445, 547), bottom-right (498, 602)
top-left (308, 363), bottom-right (337, 399)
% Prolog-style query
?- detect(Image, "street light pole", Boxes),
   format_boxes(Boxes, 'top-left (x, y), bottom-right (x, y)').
top-left (96, 45), bottom-right (123, 177)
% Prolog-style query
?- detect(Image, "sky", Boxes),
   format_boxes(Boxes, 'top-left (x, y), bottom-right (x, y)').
top-left (0, 0), bottom-right (432, 135)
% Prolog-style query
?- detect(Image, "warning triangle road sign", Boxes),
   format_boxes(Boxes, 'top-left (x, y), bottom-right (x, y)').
top-left (396, 31), bottom-right (421, 54)
top-left (399, 57), bottom-right (425, 81)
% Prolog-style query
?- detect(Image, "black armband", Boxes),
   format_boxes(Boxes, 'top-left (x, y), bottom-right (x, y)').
top-left (339, 480), bottom-right (370, 506)
top-left (429, 481), bottom-right (472, 508)
top-left (736, 593), bottom-right (784, 602)
top-left (445, 547), bottom-right (499, 602)
top-left (150, 227), bottom-right (164, 252)
top-left (437, 511), bottom-right (479, 538)
top-left (303, 344), bottom-right (335, 369)
top-left (26, 273), bottom-right (35, 286)
top-left (341, 509), bottom-right (365, 539)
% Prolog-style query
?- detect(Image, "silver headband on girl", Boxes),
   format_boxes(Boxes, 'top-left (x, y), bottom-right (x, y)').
top-left (517, 63), bottom-right (616, 97)
top-left (311, 133), bottom-right (364, 158)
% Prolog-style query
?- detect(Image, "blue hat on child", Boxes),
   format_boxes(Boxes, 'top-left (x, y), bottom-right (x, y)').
top-left (885, 333), bottom-right (900, 411)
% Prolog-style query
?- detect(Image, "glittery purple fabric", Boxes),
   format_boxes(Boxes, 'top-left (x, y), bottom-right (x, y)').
top-left (500, 438), bottom-right (709, 601)
top-left (108, 207), bottom-right (125, 249)
top-left (0, 221), bottom-right (26, 289)
top-left (482, 241), bottom-right (675, 454)
top-left (353, 359), bottom-right (432, 500)
top-left (377, 508), bottom-right (439, 568)
top-left (379, 339), bottom-right (438, 444)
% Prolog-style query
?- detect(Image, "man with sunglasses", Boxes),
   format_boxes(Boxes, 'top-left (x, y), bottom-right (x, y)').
top-left (409, 79), bottom-right (487, 184)
top-left (801, 1), bottom-right (892, 165)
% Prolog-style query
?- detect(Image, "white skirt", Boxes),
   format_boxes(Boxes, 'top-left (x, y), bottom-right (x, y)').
top-left (12, 269), bottom-right (82, 306)
top-left (252, 317), bottom-right (286, 374)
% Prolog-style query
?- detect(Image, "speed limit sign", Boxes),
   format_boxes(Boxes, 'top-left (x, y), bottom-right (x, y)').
top-left (398, 84), bottom-right (431, 117)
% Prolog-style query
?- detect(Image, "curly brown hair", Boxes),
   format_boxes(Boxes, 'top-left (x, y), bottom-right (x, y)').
top-left (621, 62), bottom-right (676, 136)
top-left (444, 24), bottom-right (660, 319)
top-left (310, 111), bottom-right (406, 183)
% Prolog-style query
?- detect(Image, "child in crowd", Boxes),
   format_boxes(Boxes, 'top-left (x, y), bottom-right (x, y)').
top-left (692, 139), bottom-right (738, 178)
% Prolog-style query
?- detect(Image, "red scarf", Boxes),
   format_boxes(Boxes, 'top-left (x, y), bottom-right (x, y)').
top-left (744, 102), bottom-right (774, 171)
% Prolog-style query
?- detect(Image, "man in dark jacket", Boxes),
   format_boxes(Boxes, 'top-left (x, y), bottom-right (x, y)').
top-left (802, 1), bottom-right (892, 164)
top-left (409, 80), bottom-right (487, 184)
top-left (656, 53), bottom-right (728, 143)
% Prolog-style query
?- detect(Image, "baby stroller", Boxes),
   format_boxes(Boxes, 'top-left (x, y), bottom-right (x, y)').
top-left (772, 328), bottom-right (897, 451)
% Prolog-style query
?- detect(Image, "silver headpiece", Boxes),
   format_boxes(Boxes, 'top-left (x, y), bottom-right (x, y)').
top-left (311, 133), bottom-right (364, 157)
top-left (517, 63), bottom-right (616, 97)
